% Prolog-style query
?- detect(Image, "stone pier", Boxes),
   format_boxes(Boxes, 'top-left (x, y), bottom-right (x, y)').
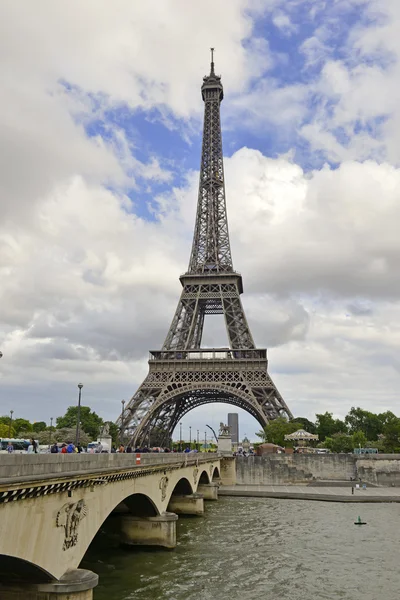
top-left (0, 569), bottom-right (98, 600)
top-left (120, 512), bottom-right (178, 549)
top-left (197, 482), bottom-right (218, 500)
top-left (167, 493), bottom-right (204, 515)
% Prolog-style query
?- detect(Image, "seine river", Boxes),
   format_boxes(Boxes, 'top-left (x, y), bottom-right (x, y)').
top-left (82, 497), bottom-right (400, 600)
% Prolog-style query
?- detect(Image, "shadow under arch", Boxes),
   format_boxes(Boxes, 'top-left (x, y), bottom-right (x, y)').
top-left (122, 493), bottom-right (159, 517)
top-left (199, 470), bottom-right (210, 484)
top-left (169, 477), bottom-right (193, 498)
top-left (212, 466), bottom-right (221, 481)
top-left (0, 555), bottom-right (54, 584)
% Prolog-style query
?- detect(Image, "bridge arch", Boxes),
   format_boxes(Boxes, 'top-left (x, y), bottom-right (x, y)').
top-left (121, 492), bottom-right (159, 517)
top-left (168, 477), bottom-right (193, 498)
top-left (212, 466), bottom-right (221, 481)
top-left (198, 470), bottom-right (210, 484)
top-left (0, 555), bottom-right (54, 584)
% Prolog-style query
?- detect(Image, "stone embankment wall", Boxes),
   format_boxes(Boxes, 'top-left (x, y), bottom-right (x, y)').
top-left (236, 454), bottom-right (400, 486)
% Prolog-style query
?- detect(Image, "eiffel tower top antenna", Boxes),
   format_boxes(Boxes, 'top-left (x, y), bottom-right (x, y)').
top-left (210, 47), bottom-right (215, 75)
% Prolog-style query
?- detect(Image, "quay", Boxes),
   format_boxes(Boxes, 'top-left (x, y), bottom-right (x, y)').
top-left (219, 484), bottom-right (400, 503)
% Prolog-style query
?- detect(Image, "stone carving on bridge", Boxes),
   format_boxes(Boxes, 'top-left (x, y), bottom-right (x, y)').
top-left (219, 422), bottom-right (231, 436)
top-left (56, 499), bottom-right (87, 551)
top-left (159, 476), bottom-right (169, 501)
top-left (209, 464), bottom-right (214, 477)
top-left (193, 467), bottom-right (199, 485)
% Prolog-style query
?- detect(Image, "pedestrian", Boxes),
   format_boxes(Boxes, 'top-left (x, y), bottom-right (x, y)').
top-left (126, 446), bottom-right (132, 453)
top-left (66, 442), bottom-right (75, 453)
top-left (31, 438), bottom-right (38, 454)
top-left (95, 442), bottom-right (103, 453)
top-left (50, 442), bottom-right (59, 454)
top-left (6, 441), bottom-right (14, 453)
top-left (118, 444), bottom-right (125, 453)
top-left (61, 444), bottom-right (67, 454)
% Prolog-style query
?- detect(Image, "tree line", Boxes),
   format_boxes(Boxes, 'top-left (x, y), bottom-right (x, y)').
top-left (257, 407), bottom-right (400, 453)
top-left (0, 406), bottom-right (119, 445)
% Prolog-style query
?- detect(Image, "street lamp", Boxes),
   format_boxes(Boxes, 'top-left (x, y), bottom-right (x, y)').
top-left (8, 410), bottom-right (14, 438)
top-left (121, 400), bottom-right (125, 445)
top-left (75, 383), bottom-right (83, 446)
top-left (189, 426), bottom-right (192, 448)
top-left (179, 422), bottom-right (183, 452)
top-left (204, 431), bottom-right (207, 452)
top-left (197, 429), bottom-right (199, 451)
top-left (49, 417), bottom-right (53, 447)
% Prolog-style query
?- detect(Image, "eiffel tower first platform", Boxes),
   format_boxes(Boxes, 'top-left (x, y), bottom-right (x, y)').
top-left (122, 51), bottom-right (293, 447)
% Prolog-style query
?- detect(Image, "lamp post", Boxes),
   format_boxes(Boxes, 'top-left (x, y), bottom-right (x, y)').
top-left (197, 429), bottom-right (199, 451)
top-left (121, 400), bottom-right (125, 445)
top-left (189, 426), bottom-right (192, 449)
top-left (75, 383), bottom-right (83, 446)
top-left (179, 422), bottom-right (182, 452)
top-left (49, 417), bottom-right (53, 447)
top-left (204, 431), bottom-right (207, 452)
top-left (8, 410), bottom-right (14, 438)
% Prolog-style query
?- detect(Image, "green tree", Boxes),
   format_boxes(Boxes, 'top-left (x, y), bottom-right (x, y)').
top-left (13, 418), bottom-right (32, 434)
top-left (316, 412), bottom-right (347, 441)
top-left (345, 407), bottom-right (383, 441)
top-left (56, 406), bottom-right (103, 440)
top-left (0, 424), bottom-right (15, 438)
top-left (256, 417), bottom-right (300, 447)
top-left (292, 417), bottom-right (316, 434)
top-left (324, 433), bottom-right (353, 453)
top-left (381, 415), bottom-right (400, 453)
top-left (352, 430), bottom-right (368, 449)
top-left (32, 421), bottom-right (47, 432)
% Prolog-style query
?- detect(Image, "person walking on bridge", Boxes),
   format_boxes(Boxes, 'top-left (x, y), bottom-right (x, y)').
top-left (6, 441), bottom-right (14, 453)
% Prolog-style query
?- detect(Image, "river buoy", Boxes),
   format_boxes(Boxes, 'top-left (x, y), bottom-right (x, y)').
top-left (354, 515), bottom-right (367, 525)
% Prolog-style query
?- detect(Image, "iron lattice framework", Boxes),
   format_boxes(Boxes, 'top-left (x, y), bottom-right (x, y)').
top-left (121, 52), bottom-right (293, 446)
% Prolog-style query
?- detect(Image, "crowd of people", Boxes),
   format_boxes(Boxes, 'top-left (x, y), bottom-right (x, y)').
top-left (5, 440), bottom-right (215, 454)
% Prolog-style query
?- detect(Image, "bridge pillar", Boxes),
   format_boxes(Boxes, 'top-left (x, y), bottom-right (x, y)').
top-left (120, 512), bottom-right (178, 549)
top-left (197, 483), bottom-right (218, 500)
top-left (167, 493), bottom-right (204, 515)
top-left (0, 569), bottom-right (98, 600)
top-left (220, 457), bottom-right (236, 485)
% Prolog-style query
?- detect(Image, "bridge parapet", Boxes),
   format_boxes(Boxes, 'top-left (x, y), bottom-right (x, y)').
top-left (0, 452), bottom-right (220, 483)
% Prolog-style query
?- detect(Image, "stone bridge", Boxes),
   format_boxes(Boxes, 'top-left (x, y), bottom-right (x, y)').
top-left (0, 453), bottom-right (236, 599)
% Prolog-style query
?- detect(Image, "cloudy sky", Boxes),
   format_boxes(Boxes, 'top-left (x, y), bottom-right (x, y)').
top-left (1, 0), bottom-right (400, 442)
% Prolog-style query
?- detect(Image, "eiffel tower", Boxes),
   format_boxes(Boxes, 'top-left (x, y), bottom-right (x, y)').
top-left (122, 50), bottom-right (293, 447)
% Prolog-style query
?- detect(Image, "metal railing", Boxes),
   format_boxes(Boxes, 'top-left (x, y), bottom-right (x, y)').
top-left (149, 349), bottom-right (267, 361)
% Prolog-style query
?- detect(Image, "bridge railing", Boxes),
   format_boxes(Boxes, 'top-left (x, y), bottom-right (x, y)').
top-left (0, 452), bottom-right (220, 483)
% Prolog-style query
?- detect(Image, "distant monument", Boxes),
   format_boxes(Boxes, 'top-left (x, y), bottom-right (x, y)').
top-left (217, 422), bottom-right (232, 455)
top-left (228, 413), bottom-right (239, 445)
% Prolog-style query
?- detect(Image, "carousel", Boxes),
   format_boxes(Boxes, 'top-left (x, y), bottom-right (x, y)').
top-left (284, 429), bottom-right (319, 452)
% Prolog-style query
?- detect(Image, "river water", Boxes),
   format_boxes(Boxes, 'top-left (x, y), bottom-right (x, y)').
top-left (82, 497), bottom-right (400, 600)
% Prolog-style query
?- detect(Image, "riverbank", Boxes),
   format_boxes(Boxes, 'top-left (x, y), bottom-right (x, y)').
top-left (219, 484), bottom-right (400, 503)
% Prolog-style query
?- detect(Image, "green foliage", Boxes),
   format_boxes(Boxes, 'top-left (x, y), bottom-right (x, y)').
top-left (56, 406), bottom-right (103, 440)
top-left (14, 418), bottom-right (32, 433)
top-left (292, 417), bottom-right (317, 434)
top-left (381, 414), bottom-right (400, 453)
top-left (32, 421), bottom-right (47, 433)
top-left (345, 407), bottom-right (383, 440)
top-left (0, 424), bottom-right (15, 438)
top-left (351, 430), bottom-right (368, 448)
top-left (257, 417), bottom-right (300, 447)
top-left (316, 412), bottom-right (347, 441)
top-left (324, 433), bottom-right (353, 453)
